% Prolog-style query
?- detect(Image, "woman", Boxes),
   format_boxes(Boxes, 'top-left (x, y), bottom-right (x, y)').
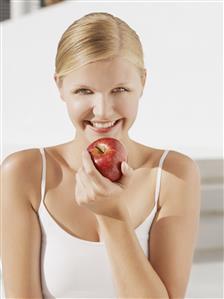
top-left (1, 12), bottom-right (201, 299)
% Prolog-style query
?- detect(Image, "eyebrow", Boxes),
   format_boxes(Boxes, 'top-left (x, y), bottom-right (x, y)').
top-left (72, 82), bottom-right (130, 89)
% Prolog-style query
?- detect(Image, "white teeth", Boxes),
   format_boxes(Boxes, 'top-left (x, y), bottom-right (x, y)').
top-left (90, 121), bottom-right (116, 128)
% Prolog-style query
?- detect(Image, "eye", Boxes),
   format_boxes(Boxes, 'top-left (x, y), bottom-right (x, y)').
top-left (112, 87), bottom-right (129, 94)
top-left (73, 88), bottom-right (93, 95)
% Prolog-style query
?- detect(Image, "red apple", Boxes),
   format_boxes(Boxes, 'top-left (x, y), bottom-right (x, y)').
top-left (87, 137), bottom-right (128, 182)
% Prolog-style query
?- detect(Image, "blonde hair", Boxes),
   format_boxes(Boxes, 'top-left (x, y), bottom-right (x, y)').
top-left (55, 12), bottom-right (145, 84)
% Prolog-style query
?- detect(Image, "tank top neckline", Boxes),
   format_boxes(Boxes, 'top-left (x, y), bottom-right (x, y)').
top-left (38, 147), bottom-right (169, 245)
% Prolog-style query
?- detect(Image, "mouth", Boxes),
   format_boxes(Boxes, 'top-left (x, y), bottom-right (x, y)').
top-left (84, 119), bottom-right (122, 133)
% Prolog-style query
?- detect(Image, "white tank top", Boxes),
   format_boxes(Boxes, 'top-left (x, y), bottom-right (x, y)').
top-left (38, 148), bottom-right (169, 298)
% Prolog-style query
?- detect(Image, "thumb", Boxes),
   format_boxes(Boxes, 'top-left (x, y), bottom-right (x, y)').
top-left (119, 161), bottom-right (134, 186)
top-left (121, 161), bottom-right (133, 175)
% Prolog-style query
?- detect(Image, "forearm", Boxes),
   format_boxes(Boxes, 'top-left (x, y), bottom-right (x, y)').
top-left (96, 214), bottom-right (169, 299)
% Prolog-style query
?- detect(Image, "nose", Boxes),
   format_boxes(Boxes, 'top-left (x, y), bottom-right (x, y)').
top-left (92, 94), bottom-right (114, 119)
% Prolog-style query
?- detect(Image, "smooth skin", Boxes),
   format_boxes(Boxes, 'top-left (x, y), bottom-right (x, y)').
top-left (0, 56), bottom-right (201, 298)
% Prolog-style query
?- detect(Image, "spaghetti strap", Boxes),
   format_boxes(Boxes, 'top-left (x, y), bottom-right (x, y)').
top-left (39, 148), bottom-right (46, 204)
top-left (154, 150), bottom-right (169, 210)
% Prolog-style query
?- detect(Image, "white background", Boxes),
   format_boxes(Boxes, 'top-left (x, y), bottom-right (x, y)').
top-left (1, 2), bottom-right (223, 298)
top-left (1, 1), bottom-right (223, 162)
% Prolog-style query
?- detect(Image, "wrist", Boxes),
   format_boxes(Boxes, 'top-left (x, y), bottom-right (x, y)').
top-left (95, 200), bottom-right (130, 221)
top-left (96, 203), bottom-right (132, 233)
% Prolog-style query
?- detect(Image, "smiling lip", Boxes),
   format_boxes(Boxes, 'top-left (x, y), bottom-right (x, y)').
top-left (86, 119), bottom-right (122, 133)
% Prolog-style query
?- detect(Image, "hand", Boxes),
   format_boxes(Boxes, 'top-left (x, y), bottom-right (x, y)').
top-left (75, 149), bottom-right (134, 220)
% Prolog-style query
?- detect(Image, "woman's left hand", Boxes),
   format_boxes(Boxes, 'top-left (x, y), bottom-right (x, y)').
top-left (75, 149), bottom-right (134, 220)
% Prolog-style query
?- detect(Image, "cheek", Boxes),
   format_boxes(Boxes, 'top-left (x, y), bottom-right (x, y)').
top-left (66, 99), bottom-right (91, 121)
top-left (118, 96), bottom-right (139, 119)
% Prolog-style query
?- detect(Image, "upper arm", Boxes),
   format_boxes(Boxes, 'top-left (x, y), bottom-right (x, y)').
top-left (0, 151), bottom-right (43, 298)
top-left (148, 152), bottom-right (201, 299)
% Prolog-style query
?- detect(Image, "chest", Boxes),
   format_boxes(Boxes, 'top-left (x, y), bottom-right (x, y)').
top-left (40, 165), bottom-right (159, 242)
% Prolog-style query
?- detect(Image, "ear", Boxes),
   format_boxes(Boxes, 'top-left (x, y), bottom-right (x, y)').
top-left (142, 68), bottom-right (147, 88)
top-left (54, 74), bottom-right (65, 102)
top-left (54, 73), bottom-right (62, 89)
top-left (140, 68), bottom-right (147, 98)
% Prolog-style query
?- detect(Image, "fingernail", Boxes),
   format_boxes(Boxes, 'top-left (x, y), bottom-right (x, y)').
top-left (123, 161), bottom-right (129, 172)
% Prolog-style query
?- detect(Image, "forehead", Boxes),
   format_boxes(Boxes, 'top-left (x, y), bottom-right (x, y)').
top-left (63, 57), bottom-right (141, 89)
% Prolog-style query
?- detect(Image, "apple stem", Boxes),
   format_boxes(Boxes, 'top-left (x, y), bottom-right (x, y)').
top-left (95, 145), bottom-right (105, 153)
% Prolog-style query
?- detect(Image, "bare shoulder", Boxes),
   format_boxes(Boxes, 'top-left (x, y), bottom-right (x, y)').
top-left (1, 148), bottom-right (43, 210)
top-left (162, 149), bottom-right (201, 182)
top-left (159, 149), bottom-right (201, 208)
top-left (1, 148), bottom-right (42, 180)
top-left (142, 146), bottom-right (201, 208)
top-left (2, 148), bottom-right (42, 168)
top-left (132, 141), bottom-right (200, 180)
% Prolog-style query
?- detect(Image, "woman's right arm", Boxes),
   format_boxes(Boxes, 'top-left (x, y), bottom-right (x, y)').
top-left (0, 152), bottom-right (43, 298)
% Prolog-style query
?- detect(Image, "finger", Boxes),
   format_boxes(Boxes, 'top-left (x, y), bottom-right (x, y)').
top-left (81, 169), bottom-right (106, 195)
top-left (82, 150), bottom-right (111, 190)
top-left (119, 161), bottom-right (134, 187)
top-left (78, 167), bottom-right (96, 201)
top-left (121, 161), bottom-right (133, 176)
